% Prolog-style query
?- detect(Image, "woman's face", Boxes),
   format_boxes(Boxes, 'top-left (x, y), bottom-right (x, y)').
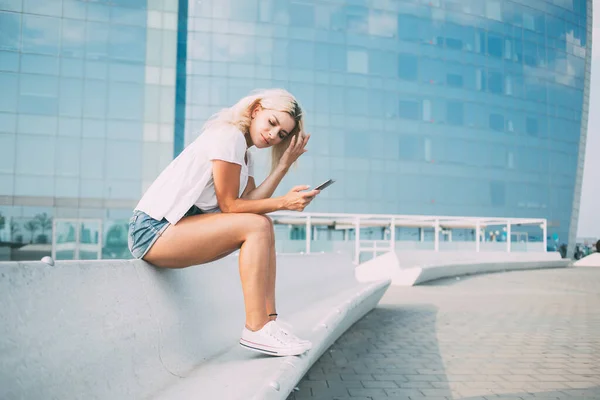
top-left (248, 105), bottom-right (297, 149)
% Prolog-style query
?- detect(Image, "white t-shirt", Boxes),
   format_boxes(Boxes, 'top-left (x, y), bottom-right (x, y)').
top-left (135, 123), bottom-right (254, 224)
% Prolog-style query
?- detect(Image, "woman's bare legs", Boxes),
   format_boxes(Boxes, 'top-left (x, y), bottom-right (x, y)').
top-left (143, 213), bottom-right (274, 331)
top-left (264, 217), bottom-right (278, 321)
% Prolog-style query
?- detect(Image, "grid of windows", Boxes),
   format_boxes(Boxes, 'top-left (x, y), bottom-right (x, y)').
top-left (0, 0), bottom-right (178, 260)
top-left (183, 0), bottom-right (589, 243)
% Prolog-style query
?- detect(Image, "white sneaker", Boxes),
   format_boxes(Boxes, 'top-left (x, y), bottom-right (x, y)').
top-left (240, 321), bottom-right (309, 356)
top-left (273, 320), bottom-right (312, 349)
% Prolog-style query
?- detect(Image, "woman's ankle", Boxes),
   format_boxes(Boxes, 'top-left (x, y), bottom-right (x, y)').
top-left (245, 318), bottom-right (270, 332)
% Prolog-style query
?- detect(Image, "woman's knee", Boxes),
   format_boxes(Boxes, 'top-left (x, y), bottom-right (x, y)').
top-left (245, 214), bottom-right (273, 238)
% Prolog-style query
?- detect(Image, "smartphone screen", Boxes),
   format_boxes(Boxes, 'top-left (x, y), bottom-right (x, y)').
top-left (314, 179), bottom-right (335, 191)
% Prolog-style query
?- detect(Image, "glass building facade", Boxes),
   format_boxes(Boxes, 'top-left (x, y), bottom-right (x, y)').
top-left (182, 0), bottom-right (592, 250)
top-left (0, 0), bottom-right (592, 260)
top-left (0, 0), bottom-right (178, 260)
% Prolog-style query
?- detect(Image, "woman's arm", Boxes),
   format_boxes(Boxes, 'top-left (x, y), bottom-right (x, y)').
top-left (241, 165), bottom-right (288, 200)
top-left (213, 160), bottom-right (317, 214)
top-left (242, 134), bottom-right (311, 200)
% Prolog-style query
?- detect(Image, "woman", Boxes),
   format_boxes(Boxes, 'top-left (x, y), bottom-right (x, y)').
top-left (128, 89), bottom-right (319, 357)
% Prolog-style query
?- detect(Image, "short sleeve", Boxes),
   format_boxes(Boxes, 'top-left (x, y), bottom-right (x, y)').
top-left (206, 125), bottom-right (247, 166)
top-left (247, 150), bottom-right (254, 177)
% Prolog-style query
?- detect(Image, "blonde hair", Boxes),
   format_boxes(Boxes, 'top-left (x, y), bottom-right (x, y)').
top-left (203, 88), bottom-right (304, 172)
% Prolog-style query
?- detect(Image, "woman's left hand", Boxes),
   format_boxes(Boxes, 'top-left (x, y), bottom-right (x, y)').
top-left (278, 133), bottom-right (310, 170)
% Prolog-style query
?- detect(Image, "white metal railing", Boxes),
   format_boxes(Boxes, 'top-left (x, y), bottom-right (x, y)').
top-left (269, 211), bottom-right (548, 265)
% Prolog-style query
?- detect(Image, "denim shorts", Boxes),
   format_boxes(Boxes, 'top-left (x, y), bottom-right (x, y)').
top-left (128, 205), bottom-right (203, 260)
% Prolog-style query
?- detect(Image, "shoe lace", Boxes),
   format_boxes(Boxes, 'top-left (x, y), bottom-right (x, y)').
top-left (274, 319), bottom-right (302, 342)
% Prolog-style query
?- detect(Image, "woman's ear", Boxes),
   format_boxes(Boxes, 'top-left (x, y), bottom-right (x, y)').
top-left (252, 104), bottom-right (263, 119)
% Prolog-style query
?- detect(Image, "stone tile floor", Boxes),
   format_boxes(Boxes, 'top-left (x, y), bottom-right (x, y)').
top-left (288, 268), bottom-right (600, 400)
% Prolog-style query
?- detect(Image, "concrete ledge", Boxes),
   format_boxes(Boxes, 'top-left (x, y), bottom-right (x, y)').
top-left (356, 251), bottom-right (570, 286)
top-left (0, 253), bottom-right (390, 400)
top-left (572, 253), bottom-right (600, 267)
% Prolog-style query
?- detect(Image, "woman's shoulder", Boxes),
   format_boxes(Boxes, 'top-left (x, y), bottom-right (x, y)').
top-left (201, 122), bottom-right (244, 140)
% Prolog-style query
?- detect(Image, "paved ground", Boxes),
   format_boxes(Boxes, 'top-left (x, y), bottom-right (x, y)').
top-left (287, 267), bottom-right (600, 400)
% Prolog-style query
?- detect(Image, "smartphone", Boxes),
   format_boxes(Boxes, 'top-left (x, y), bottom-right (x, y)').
top-left (313, 179), bottom-right (335, 191)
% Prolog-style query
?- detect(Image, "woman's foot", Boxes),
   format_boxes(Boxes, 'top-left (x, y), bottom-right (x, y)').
top-left (273, 320), bottom-right (312, 348)
top-left (240, 321), bottom-right (310, 356)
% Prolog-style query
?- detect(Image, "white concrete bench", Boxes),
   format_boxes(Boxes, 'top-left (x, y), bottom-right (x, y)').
top-left (356, 251), bottom-right (570, 286)
top-left (0, 253), bottom-right (390, 400)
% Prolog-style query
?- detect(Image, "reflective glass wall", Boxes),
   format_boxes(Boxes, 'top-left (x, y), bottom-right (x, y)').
top-left (0, 0), bottom-right (178, 260)
top-left (184, 0), bottom-right (590, 245)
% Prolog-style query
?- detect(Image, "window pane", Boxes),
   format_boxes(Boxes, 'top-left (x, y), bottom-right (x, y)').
top-left (21, 53), bottom-right (58, 75)
top-left (399, 99), bottom-right (419, 120)
top-left (447, 101), bottom-right (464, 125)
top-left (347, 49), bottom-right (367, 74)
top-left (18, 74), bottom-right (58, 115)
top-left (0, 11), bottom-right (21, 51)
top-left (59, 78), bottom-right (83, 117)
top-left (23, 0), bottom-right (61, 16)
top-left (61, 19), bottom-right (86, 58)
top-left (55, 137), bottom-right (80, 177)
top-left (0, 50), bottom-right (19, 72)
top-left (80, 138), bottom-right (105, 179)
top-left (0, 132), bottom-right (16, 173)
top-left (489, 113), bottom-right (505, 132)
top-left (83, 80), bottom-right (107, 118)
top-left (0, 71), bottom-right (18, 112)
top-left (109, 25), bottom-right (146, 62)
top-left (398, 53), bottom-right (418, 81)
top-left (108, 82), bottom-right (143, 120)
top-left (16, 134), bottom-right (55, 175)
top-left (22, 14), bottom-right (60, 55)
top-left (85, 21), bottom-right (109, 59)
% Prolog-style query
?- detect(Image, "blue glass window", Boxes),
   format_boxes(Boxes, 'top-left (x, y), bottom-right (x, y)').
top-left (18, 74), bottom-right (58, 115)
top-left (0, 11), bottom-right (20, 51)
top-left (0, 0), bottom-right (22, 12)
top-left (489, 113), bottom-right (505, 132)
top-left (23, 0), bottom-right (61, 17)
top-left (0, 132), bottom-right (16, 173)
top-left (398, 53), bottom-right (418, 81)
top-left (289, 1), bottom-right (314, 27)
top-left (345, 131), bottom-right (368, 157)
top-left (398, 99), bottom-right (419, 120)
top-left (108, 82), bottom-right (143, 120)
top-left (83, 80), bottom-right (107, 118)
top-left (60, 58), bottom-right (84, 78)
top-left (487, 33), bottom-right (503, 58)
top-left (398, 135), bottom-right (422, 161)
top-left (289, 40), bottom-right (315, 70)
top-left (0, 50), bottom-right (19, 72)
top-left (110, 6), bottom-right (147, 26)
top-left (22, 14), bottom-right (60, 55)
top-left (488, 70), bottom-right (503, 94)
top-left (446, 101), bottom-right (464, 125)
top-left (61, 19), bottom-right (86, 58)
top-left (62, 0), bottom-right (86, 19)
top-left (59, 78), bottom-right (83, 117)
top-left (526, 116), bottom-right (539, 136)
top-left (85, 22), bottom-right (109, 59)
top-left (21, 53), bottom-right (58, 75)
top-left (109, 25), bottom-right (145, 63)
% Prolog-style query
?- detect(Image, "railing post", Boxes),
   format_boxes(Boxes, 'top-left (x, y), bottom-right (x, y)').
top-left (542, 220), bottom-right (547, 252)
top-left (305, 215), bottom-right (311, 254)
top-left (475, 220), bottom-right (480, 252)
top-left (51, 218), bottom-right (57, 260)
top-left (354, 216), bottom-right (360, 265)
top-left (434, 219), bottom-right (440, 252)
top-left (506, 219), bottom-right (511, 253)
top-left (390, 217), bottom-right (395, 252)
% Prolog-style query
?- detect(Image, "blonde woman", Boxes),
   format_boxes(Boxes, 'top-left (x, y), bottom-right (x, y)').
top-left (128, 89), bottom-right (319, 356)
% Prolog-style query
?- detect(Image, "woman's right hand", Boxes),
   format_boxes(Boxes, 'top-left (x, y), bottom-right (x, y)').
top-left (281, 185), bottom-right (320, 211)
